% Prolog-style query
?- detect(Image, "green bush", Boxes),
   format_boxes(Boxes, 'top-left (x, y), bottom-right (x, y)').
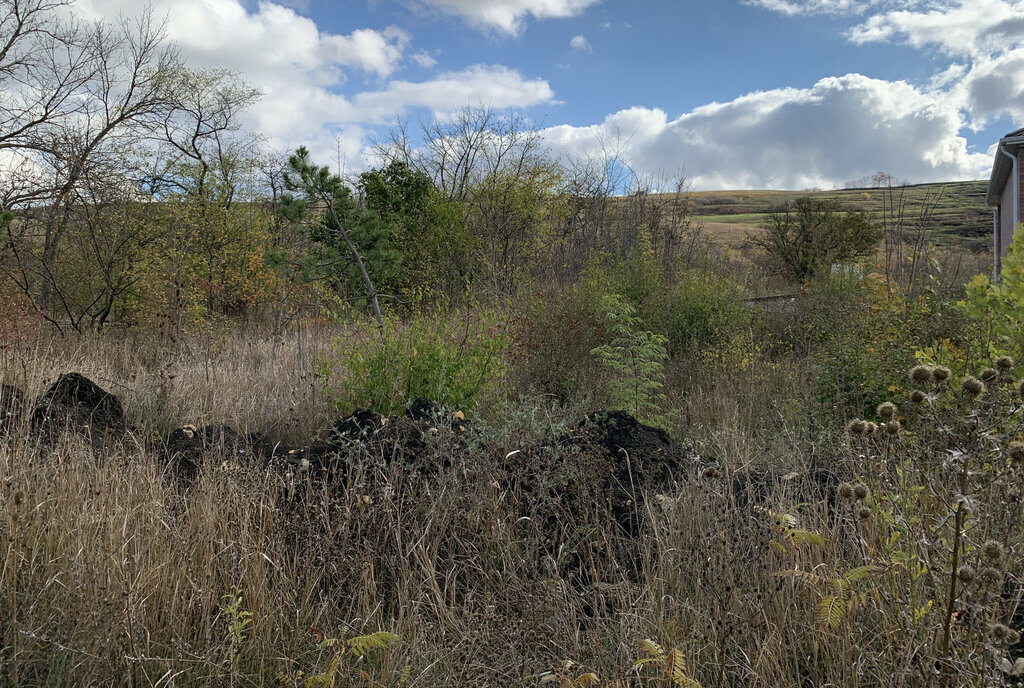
top-left (590, 293), bottom-right (672, 427)
top-left (319, 310), bottom-right (510, 416)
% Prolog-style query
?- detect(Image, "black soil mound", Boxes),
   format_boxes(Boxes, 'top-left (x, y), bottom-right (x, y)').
top-left (518, 410), bottom-right (699, 543)
top-left (161, 423), bottom-right (249, 483)
top-left (0, 383), bottom-right (25, 434)
top-left (32, 373), bottom-right (126, 440)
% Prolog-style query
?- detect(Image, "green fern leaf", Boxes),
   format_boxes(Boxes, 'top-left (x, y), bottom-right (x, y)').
top-left (346, 631), bottom-right (399, 658)
top-left (816, 595), bottom-right (845, 629)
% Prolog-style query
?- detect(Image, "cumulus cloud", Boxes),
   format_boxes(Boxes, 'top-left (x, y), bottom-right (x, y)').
top-left (570, 34), bottom-right (591, 52)
top-left (543, 74), bottom-right (990, 190)
top-left (416, 0), bottom-right (601, 35)
top-left (744, 0), bottom-right (899, 16)
top-left (846, 1), bottom-right (1024, 126)
top-left (68, 0), bottom-right (556, 170)
top-left (847, 0), bottom-right (1024, 57)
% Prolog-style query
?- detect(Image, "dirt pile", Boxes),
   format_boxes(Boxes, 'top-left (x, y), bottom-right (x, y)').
top-left (31, 372), bottom-right (126, 440)
top-left (161, 424), bottom-right (250, 484)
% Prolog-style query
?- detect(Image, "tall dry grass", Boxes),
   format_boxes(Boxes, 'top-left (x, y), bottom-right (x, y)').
top-left (2, 320), bottom-right (1021, 687)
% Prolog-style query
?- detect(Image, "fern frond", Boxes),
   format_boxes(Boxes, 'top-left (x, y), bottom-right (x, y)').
top-left (346, 631), bottom-right (399, 658)
top-left (777, 569), bottom-right (825, 586)
top-left (785, 529), bottom-right (825, 547)
top-left (842, 565), bottom-right (881, 584)
top-left (816, 595), bottom-right (845, 629)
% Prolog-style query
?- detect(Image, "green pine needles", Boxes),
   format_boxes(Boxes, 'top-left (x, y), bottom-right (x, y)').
top-left (591, 293), bottom-right (672, 428)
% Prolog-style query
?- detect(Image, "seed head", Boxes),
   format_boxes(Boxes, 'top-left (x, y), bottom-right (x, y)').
top-left (877, 402), bottom-right (897, 420)
top-left (853, 483), bottom-right (870, 500)
top-left (981, 567), bottom-right (1003, 587)
top-left (1008, 442), bottom-right (1024, 464)
top-left (847, 419), bottom-right (866, 436)
top-left (884, 420), bottom-right (901, 436)
top-left (12, 490), bottom-right (24, 507)
top-left (932, 366), bottom-right (952, 383)
top-left (983, 539), bottom-right (1006, 563)
top-left (992, 623), bottom-right (1010, 642)
top-left (910, 389), bottom-right (927, 404)
top-left (857, 506), bottom-right (872, 521)
top-left (911, 365), bottom-right (933, 384)
top-left (980, 368), bottom-right (999, 382)
top-left (996, 356), bottom-right (1015, 372)
top-left (864, 422), bottom-right (878, 436)
top-left (961, 376), bottom-right (985, 396)
top-left (704, 466), bottom-right (722, 479)
top-left (838, 483), bottom-right (855, 501)
top-left (957, 566), bottom-right (976, 583)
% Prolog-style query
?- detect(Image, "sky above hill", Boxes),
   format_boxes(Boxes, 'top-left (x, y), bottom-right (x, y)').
top-left (72, 0), bottom-right (1024, 190)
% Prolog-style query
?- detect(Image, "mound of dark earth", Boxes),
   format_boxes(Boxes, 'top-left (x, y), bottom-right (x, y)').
top-left (0, 383), bottom-right (26, 434)
top-left (160, 423), bottom-right (253, 484)
top-left (32, 372), bottom-right (126, 440)
top-left (517, 410), bottom-right (700, 542)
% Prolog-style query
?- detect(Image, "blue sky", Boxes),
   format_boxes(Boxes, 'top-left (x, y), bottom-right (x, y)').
top-left (75, 0), bottom-right (1024, 189)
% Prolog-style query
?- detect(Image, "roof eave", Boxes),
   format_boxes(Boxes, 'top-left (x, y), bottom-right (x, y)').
top-left (987, 136), bottom-right (1024, 206)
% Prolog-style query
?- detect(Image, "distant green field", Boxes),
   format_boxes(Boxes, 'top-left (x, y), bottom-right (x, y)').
top-left (685, 180), bottom-right (991, 248)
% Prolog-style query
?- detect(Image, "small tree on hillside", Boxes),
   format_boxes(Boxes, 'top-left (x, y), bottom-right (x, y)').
top-left (278, 147), bottom-right (394, 330)
top-left (754, 197), bottom-right (880, 283)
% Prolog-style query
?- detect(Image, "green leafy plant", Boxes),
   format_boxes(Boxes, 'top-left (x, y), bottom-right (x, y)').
top-left (221, 589), bottom-right (252, 676)
top-left (321, 309), bottom-right (509, 416)
top-left (632, 639), bottom-right (702, 687)
top-left (591, 293), bottom-right (672, 427)
top-left (278, 631), bottom-right (401, 688)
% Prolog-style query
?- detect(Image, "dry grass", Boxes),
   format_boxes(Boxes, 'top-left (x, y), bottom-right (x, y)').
top-left (1, 316), bottom-right (1021, 687)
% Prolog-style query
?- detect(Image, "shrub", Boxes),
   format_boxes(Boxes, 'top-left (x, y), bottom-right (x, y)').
top-left (319, 309), bottom-right (510, 416)
top-left (590, 293), bottom-right (671, 427)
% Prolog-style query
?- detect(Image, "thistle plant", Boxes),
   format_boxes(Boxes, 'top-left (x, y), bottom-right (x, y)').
top-left (837, 359), bottom-right (1024, 687)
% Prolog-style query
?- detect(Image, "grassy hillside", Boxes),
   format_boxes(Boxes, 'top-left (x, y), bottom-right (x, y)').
top-left (689, 180), bottom-right (990, 248)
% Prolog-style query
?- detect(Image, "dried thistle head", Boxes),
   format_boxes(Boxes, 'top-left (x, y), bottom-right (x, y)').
top-left (961, 376), bottom-right (985, 396)
top-left (957, 566), bottom-right (976, 583)
top-left (911, 365), bottom-right (933, 384)
top-left (981, 566), bottom-right (1003, 587)
top-left (864, 422), bottom-right (878, 436)
top-left (847, 419), bottom-right (866, 437)
top-left (853, 483), bottom-right (870, 500)
top-left (857, 506), bottom-right (872, 521)
top-left (877, 402), bottom-right (897, 420)
top-left (983, 539), bottom-right (1006, 563)
top-left (932, 366), bottom-right (952, 383)
top-left (1008, 442), bottom-right (1024, 465)
top-left (996, 356), bottom-right (1015, 372)
top-left (980, 368), bottom-right (999, 382)
top-left (838, 482), bottom-right (855, 501)
top-left (884, 420), bottom-right (901, 436)
top-left (910, 389), bottom-right (927, 404)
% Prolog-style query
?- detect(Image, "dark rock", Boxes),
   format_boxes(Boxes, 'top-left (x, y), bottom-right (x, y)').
top-left (32, 373), bottom-right (126, 439)
top-left (0, 383), bottom-right (25, 434)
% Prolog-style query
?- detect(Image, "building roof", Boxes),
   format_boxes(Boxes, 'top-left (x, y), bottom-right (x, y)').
top-left (987, 128), bottom-right (1024, 206)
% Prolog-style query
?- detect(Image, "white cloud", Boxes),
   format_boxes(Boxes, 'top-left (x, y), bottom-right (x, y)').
top-left (67, 0), bottom-right (556, 172)
top-left (412, 50), bottom-right (439, 68)
top-left (543, 74), bottom-right (989, 190)
top-left (744, 0), bottom-right (890, 16)
top-left (416, 0), bottom-right (601, 35)
top-left (570, 34), bottom-right (591, 52)
top-left (847, 0), bottom-right (1024, 57)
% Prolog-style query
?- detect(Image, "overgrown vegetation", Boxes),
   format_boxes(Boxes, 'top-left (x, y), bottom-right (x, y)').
top-left (2, 1), bottom-right (1017, 686)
